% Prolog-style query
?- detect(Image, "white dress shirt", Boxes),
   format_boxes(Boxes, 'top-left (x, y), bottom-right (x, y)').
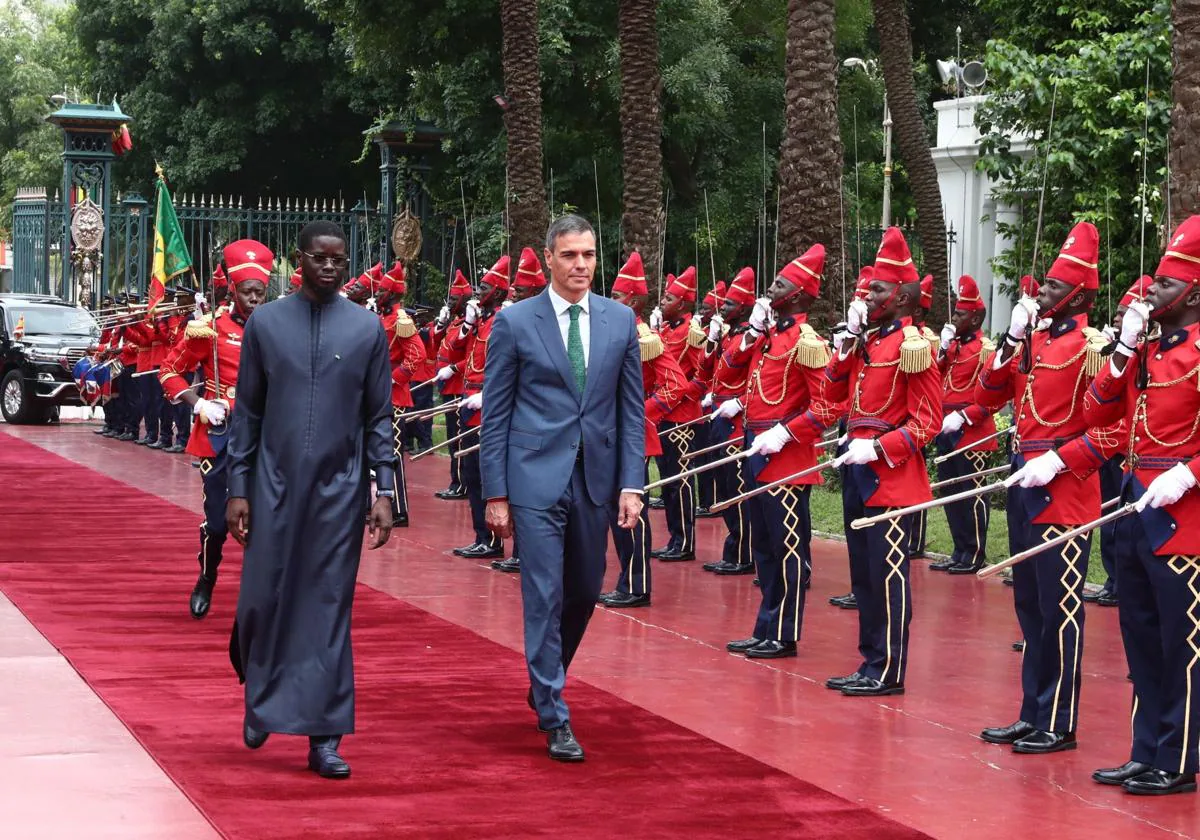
top-left (547, 285), bottom-right (590, 368)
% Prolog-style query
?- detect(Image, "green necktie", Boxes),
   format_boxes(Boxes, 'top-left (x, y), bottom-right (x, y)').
top-left (567, 304), bottom-right (586, 394)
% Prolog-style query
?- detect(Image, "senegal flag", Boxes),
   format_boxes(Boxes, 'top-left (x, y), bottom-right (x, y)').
top-left (148, 169), bottom-right (191, 313)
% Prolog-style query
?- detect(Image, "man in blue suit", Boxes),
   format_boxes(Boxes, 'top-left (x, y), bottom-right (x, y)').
top-left (481, 215), bottom-right (645, 762)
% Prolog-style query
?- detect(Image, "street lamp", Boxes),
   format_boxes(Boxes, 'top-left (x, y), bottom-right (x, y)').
top-left (843, 57), bottom-right (893, 229)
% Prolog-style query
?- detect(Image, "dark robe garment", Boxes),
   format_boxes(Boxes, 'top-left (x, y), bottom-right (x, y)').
top-left (227, 291), bottom-right (395, 736)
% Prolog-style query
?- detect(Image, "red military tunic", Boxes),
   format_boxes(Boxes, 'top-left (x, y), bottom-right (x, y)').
top-left (158, 312), bottom-right (245, 458)
top-left (658, 317), bottom-right (705, 423)
top-left (725, 315), bottom-right (837, 485)
top-left (638, 322), bottom-right (687, 457)
top-left (123, 320), bottom-right (153, 370)
top-left (436, 316), bottom-right (468, 398)
top-left (442, 311), bottom-right (498, 428)
top-left (148, 314), bottom-right (172, 368)
top-left (1084, 322), bottom-right (1200, 555)
top-left (939, 331), bottom-right (998, 450)
top-left (820, 317), bottom-right (944, 506)
top-left (379, 306), bottom-right (426, 408)
top-left (706, 324), bottom-right (758, 441)
top-left (417, 325), bottom-right (439, 383)
top-left (976, 316), bottom-right (1110, 526)
top-left (116, 324), bottom-right (140, 368)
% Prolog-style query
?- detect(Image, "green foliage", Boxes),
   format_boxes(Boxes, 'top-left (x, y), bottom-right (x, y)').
top-left (975, 1), bottom-right (1171, 323)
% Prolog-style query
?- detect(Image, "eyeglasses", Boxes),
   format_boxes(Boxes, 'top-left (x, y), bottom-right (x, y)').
top-left (300, 250), bottom-right (349, 267)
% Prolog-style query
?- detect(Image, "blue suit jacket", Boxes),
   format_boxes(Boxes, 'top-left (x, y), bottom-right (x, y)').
top-left (481, 291), bottom-right (645, 509)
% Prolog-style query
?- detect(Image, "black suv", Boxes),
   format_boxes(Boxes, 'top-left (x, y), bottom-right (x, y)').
top-left (0, 293), bottom-right (100, 424)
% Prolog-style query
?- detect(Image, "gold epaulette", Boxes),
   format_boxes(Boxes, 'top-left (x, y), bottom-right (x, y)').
top-left (1081, 326), bottom-right (1108, 377)
top-left (185, 314), bottom-right (217, 340)
top-left (638, 322), bottom-right (664, 362)
top-left (794, 323), bottom-right (831, 368)
top-left (900, 325), bottom-right (934, 373)
top-left (687, 321), bottom-right (708, 348)
top-left (922, 325), bottom-right (940, 354)
top-left (980, 335), bottom-right (996, 354)
top-left (394, 310), bottom-right (417, 339)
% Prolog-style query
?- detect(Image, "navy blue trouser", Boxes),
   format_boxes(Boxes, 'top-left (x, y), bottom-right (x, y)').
top-left (1007, 469), bottom-right (1090, 733)
top-left (1114, 482), bottom-right (1200, 774)
top-left (717, 431), bottom-right (759, 569)
top-left (935, 447), bottom-right (991, 566)
top-left (442, 395), bottom-right (463, 490)
top-left (1097, 457), bottom-right (1123, 595)
top-left (461, 446), bottom-right (500, 549)
top-left (843, 464), bottom-right (912, 685)
top-left (696, 419), bottom-right (717, 509)
top-left (746, 475), bottom-right (812, 643)
top-left (655, 421), bottom-right (695, 554)
top-left (140, 374), bottom-right (163, 441)
top-left (514, 460), bottom-right (609, 730)
top-left (405, 384), bottom-right (434, 450)
top-left (611, 460), bottom-right (653, 596)
top-left (198, 450), bottom-right (228, 580)
top-left (389, 407), bottom-right (410, 520)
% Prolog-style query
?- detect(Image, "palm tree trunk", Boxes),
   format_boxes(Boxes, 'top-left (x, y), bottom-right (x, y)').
top-left (500, 0), bottom-right (549, 257)
top-left (1170, 0), bottom-right (1200, 223)
top-left (872, 0), bottom-right (948, 316)
top-left (618, 0), bottom-right (664, 293)
top-left (777, 0), bottom-right (845, 326)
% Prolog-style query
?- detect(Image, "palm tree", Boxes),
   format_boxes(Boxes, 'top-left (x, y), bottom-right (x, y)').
top-left (777, 0), bottom-right (845, 326)
top-left (1170, 0), bottom-right (1200, 221)
top-left (500, 0), bottom-right (549, 257)
top-left (872, 0), bottom-right (948, 315)
top-left (618, 0), bottom-right (664, 291)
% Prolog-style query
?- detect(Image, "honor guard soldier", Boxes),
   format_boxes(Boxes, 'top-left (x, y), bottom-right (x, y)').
top-left (820, 227), bottom-right (943, 696)
top-left (600, 252), bottom-right (687, 608)
top-left (444, 256), bottom-right (510, 559)
top-left (694, 281), bottom-right (726, 515)
top-left (433, 269), bottom-right (473, 499)
top-left (377, 260), bottom-right (425, 526)
top-left (928, 274), bottom-right (997, 574)
top-left (975, 222), bottom-right (1113, 753)
top-left (900, 274), bottom-right (940, 558)
top-left (159, 239), bottom-right (272, 619)
top-left (650, 266), bottom-right (706, 561)
top-left (722, 245), bottom-right (838, 659)
top-left (1084, 216), bottom-right (1200, 795)
top-left (113, 293), bottom-right (142, 440)
top-left (157, 286), bottom-right (195, 452)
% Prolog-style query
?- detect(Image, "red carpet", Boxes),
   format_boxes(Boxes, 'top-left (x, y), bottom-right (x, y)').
top-left (0, 433), bottom-right (930, 839)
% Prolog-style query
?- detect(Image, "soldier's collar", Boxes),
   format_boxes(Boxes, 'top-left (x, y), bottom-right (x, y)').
top-left (879, 318), bottom-right (907, 337)
top-left (669, 317), bottom-right (686, 328)
top-left (1158, 327), bottom-right (1193, 353)
top-left (229, 311), bottom-right (246, 326)
top-left (1048, 317), bottom-right (1081, 337)
top-left (775, 315), bottom-right (797, 332)
top-left (958, 330), bottom-right (977, 344)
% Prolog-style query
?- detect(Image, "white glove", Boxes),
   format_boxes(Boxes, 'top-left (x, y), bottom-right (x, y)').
top-left (707, 314), bottom-right (724, 343)
top-left (464, 298), bottom-right (481, 326)
top-left (193, 397), bottom-right (227, 426)
top-left (436, 304), bottom-right (451, 328)
top-left (845, 299), bottom-right (869, 337)
top-left (1101, 324), bottom-right (1116, 343)
top-left (701, 393), bottom-right (714, 410)
top-left (841, 438), bottom-right (879, 465)
top-left (462, 392), bottom-right (483, 411)
top-left (1007, 297), bottom-right (1039, 341)
top-left (713, 397), bottom-right (743, 420)
top-left (436, 365), bottom-right (456, 382)
top-left (1004, 450), bottom-right (1065, 488)
top-left (940, 411), bottom-right (966, 435)
top-left (832, 329), bottom-right (850, 352)
top-left (747, 297), bottom-right (771, 334)
top-left (649, 306), bottom-right (663, 330)
top-left (939, 323), bottom-right (956, 350)
top-left (501, 299), bottom-right (514, 309)
top-left (749, 423), bottom-right (792, 457)
top-left (1137, 463), bottom-right (1198, 511)
top-left (1116, 301), bottom-right (1150, 357)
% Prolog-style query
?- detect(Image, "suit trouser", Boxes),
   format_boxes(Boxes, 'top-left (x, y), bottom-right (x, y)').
top-left (405, 385), bottom-right (434, 450)
top-left (843, 464), bottom-right (912, 685)
top-left (1114, 486), bottom-right (1200, 774)
top-left (514, 460), bottom-right (608, 730)
top-left (696, 420), bottom-right (717, 509)
top-left (443, 397), bottom-right (463, 490)
top-left (1007, 473), bottom-right (1089, 733)
top-left (1097, 457), bottom-right (1123, 594)
top-left (611, 460), bottom-right (653, 596)
top-left (747, 477), bottom-right (812, 643)
top-left (198, 451), bottom-right (229, 581)
top-left (461, 446), bottom-right (500, 549)
top-left (936, 449), bottom-right (991, 566)
top-left (389, 407), bottom-right (411, 520)
top-left (655, 421), bottom-right (695, 554)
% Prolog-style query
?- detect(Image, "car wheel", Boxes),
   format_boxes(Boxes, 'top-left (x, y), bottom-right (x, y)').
top-left (1, 370), bottom-right (39, 424)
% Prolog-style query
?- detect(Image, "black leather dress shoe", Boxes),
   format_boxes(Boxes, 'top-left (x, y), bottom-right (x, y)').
top-left (1002, 576), bottom-right (1014, 587)
top-left (547, 723), bottom-right (585, 762)
top-left (189, 575), bottom-right (215, 619)
top-left (1012, 640), bottom-right (1025, 652)
top-left (825, 672), bottom-right (863, 690)
top-left (1096, 592), bottom-right (1119, 607)
top-left (435, 486), bottom-right (467, 500)
top-left (136, 436), bottom-right (155, 445)
top-left (393, 514), bottom-right (409, 528)
top-left (726, 637), bottom-right (763, 652)
top-left (928, 558), bottom-right (956, 571)
top-left (713, 562), bottom-right (755, 576)
top-left (745, 640), bottom-right (797, 659)
top-left (1122, 769), bottom-right (1197, 795)
top-left (702, 560), bottom-right (723, 572)
top-left (947, 561), bottom-right (984, 575)
top-left (828, 592), bottom-right (852, 606)
top-left (829, 593), bottom-right (857, 610)
top-left (452, 543), bottom-right (480, 557)
top-left (308, 737), bottom-right (351, 779)
top-left (243, 720), bottom-right (269, 749)
top-left (117, 431), bottom-right (136, 441)
top-left (980, 720), bottom-right (1035, 745)
top-left (600, 591), bottom-right (650, 608)
top-left (492, 557), bottom-right (521, 572)
top-left (147, 440), bottom-right (166, 450)
top-left (840, 677), bottom-right (904, 696)
top-left (1093, 761), bottom-right (1152, 785)
top-left (648, 497), bottom-right (665, 510)
top-left (656, 549), bottom-right (695, 562)
top-left (457, 543), bottom-right (503, 559)
top-left (164, 443), bottom-right (186, 453)
top-left (650, 545), bottom-right (673, 558)
top-left (1012, 730), bottom-right (1076, 754)
top-left (695, 506), bottom-right (719, 518)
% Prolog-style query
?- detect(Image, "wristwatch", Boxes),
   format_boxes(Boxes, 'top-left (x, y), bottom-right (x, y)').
top-left (375, 489), bottom-right (395, 499)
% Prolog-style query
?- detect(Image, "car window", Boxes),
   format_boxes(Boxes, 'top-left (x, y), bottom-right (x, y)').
top-left (5, 306), bottom-right (99, 337)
